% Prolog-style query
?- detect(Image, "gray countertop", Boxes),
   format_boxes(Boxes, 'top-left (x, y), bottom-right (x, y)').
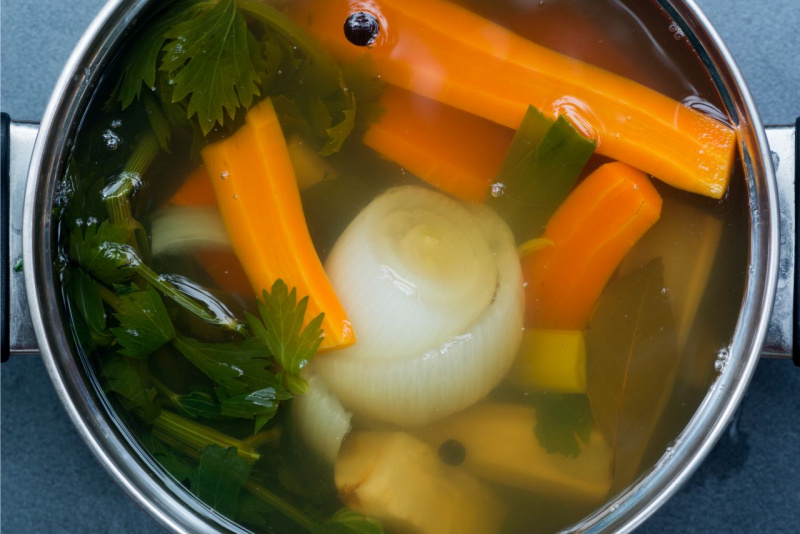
top-left (2, 0), bottom-right (799, 532)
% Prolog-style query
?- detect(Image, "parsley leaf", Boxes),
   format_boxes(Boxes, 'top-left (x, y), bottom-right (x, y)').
top-left (70, 221), bottom-right (138, 284)
top-left (172, 336), bottom-right (278, 396)
top-left (533, 393), bottom-right (593, 458)
top-left (174, 390), bottom-right (224, 420)
top-left (140, 431), bottom-right (194, 483)
top-left (172, 336), bottom-right (291, 430)
top-left (101, 356), bottom-right (158, 411)
top-left (110, 285), bottom-right (175, 358)
top-left (161, 0), bottom-right (262, 135)
top-left (118, 1), bottom-right (195, 109)
top-left (241, 0), bottom-right (356, 154)
top-left (66, 267), bottom-right (114, 347)
top-left (190, 445), bottom-right (252, 518)
top-left (247, 279), bottom-right (324, 394)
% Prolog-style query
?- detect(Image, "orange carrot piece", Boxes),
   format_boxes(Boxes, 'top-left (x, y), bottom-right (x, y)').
top-left (289, 0), bottom-right (735, 199)
top-left (168, 166), bottom-right (218, 207)
top-left (201, 98), bottom-right (355, 352)
top-left (523, 162), bottom-right (662, 330)
top-left (364, 87), bottom-right (514, 203)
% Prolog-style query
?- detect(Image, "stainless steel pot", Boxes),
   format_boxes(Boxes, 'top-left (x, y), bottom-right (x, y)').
top-left (1, 0), bottom-right (797, 532)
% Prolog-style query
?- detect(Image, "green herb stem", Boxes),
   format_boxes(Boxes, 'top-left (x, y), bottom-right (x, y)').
top-left (97, 283), bottom-right (123, 311)
top-left (237, 0), bottom-right (324, 60)
top-left (134, 262), bottom-right (247, 334)
top-left (152, 410), bottom-right (262, 465)
top-left (244, 479), bottom-right (318, 532)
top-left (104, 132), bottom-right (161, 258)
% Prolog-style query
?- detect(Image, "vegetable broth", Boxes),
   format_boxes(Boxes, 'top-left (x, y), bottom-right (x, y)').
top-left (58, 0), bottom-right (747, 533)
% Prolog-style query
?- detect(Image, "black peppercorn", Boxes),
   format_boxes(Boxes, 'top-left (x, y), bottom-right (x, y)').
top-left (438, 439), bottom-right (467, 466)
top-left (344, 12), bottom-right (380, 47)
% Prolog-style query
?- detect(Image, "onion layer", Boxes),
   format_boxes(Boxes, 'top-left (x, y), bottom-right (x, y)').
top-left (292, 369), bottom-right (352, 464)
top-left (150, 206), bottom-right (231, 257)
top-left (317, 186), bottom-right (524, 427)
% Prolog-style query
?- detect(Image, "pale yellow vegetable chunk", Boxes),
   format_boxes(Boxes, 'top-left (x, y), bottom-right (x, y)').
top-left (286, 134), bottom-right (340, 190)
top-left (509, 329), bottom-right (587, 393)
top-left (336, 431), bottom-right (506, 534)
top-left (418, 403), bottom-right (612, 502)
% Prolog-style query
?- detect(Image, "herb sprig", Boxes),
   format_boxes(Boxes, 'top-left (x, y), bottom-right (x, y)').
top-left (118, 0), bottom-right (356, 152)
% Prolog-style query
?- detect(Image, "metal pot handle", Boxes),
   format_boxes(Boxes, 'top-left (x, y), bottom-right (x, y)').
top-left (0, 113), bottom-right (40, 361)
top-left (762, 121), bottom-right (799, 364)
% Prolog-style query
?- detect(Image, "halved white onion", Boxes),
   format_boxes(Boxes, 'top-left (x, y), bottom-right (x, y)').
top-left (318, 186), bottom-right (524, 427)
top-left (292, 369), bottom-right (352, 464)
top-left (150, 206), bottom-right (231, 257)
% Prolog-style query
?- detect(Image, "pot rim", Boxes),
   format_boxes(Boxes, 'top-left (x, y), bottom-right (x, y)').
top-left (21, 0), bottom-right (780, 533)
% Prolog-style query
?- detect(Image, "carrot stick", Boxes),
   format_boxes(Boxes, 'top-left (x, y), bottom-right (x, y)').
top-left (289, 0), bottom-right (735, 199)
top-left (363, 87), bottom-right (513, 203)
top-left (522, 162), bottom-right (662, 330)
top-left (201, 98), bottom-right (355, 351)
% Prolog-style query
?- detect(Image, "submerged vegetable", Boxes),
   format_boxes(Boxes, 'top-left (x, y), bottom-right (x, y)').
top-left (418, 403), bottom-right (612, 502)
top-left (488, 106), bottom-right (596, 242)
top-left (364, 86), bottom-right (513, 203)
top-left (201, 98), bottom-right (355, 352)
top-left (509, 330), bottom-right (587, 394)
top-left (586, 259), bottom-right (678, 490)
top-left (292, 369), bottom-right (352, 464)
top-left (523, 162), bottom-right (663, 330)
top-left (289, 0), bottom-right (736, 199)
top-left (336, 431), bottom-right (507, 534)
top-left (317, 186), bottom-right (524, 426)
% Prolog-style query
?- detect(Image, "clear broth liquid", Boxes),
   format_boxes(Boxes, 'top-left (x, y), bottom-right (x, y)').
top-left (59, 0), bottom-right (748, 532)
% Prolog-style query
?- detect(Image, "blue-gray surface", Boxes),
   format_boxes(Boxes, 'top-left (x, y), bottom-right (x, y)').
top-left (1, 0), bottom-right (799, 532)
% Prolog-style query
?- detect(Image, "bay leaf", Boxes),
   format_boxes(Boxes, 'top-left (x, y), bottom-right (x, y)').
top-left (585, 258), bottom-right (678, 489)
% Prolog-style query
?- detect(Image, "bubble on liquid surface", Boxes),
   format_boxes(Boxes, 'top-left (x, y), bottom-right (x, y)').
top-left (714, 346), bottom-right (730, 373)
top-left (102, 129), bottom-right (121, 150)
top-left (668, 21), bottom-right (685, 40)
top-left (491, 183), bottom-right (506, 198)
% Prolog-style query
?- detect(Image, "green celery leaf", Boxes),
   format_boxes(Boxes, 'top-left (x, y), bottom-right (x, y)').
top-left (235, 492), bottom-right (268, 527)
top-left (111, 286), bottom-right (175, 359)
top-left (140, 431), bottom-right (194, 482)
top-left (117, 2), bottom-right (194, 109)
top-left (319, 509), bottom-right (385, 534)
top-left (586, 258), bottom-right (678, 488)
top-left (142, 90), bottom-right (172, 152)
top-left (160, 0), bottom-right (262, 134)
top-left (488, 108), bottom-right (596, 242)
top-left (533, 393), bottom-right (593, 458)
top-left (172, 336), bottom-right (289, 405)
top-left (174, 390), bottom-right (224, 420)
top-left (190, 445), bottom-right (252, 518)
top-left (66, 267), bottom-right (114, 346)
top-left (340, 56), bottom-right (386, 139)
top-left (70, 221), bottom-right (138, 284)
top-left (240, 1), bottom-right (355, 154)
top-left (102, 357), bottom-right (158, 410)
top-left (221, 386), bottom-right (289, 432)
top-left (248, 279), bottom-right (324, 394)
